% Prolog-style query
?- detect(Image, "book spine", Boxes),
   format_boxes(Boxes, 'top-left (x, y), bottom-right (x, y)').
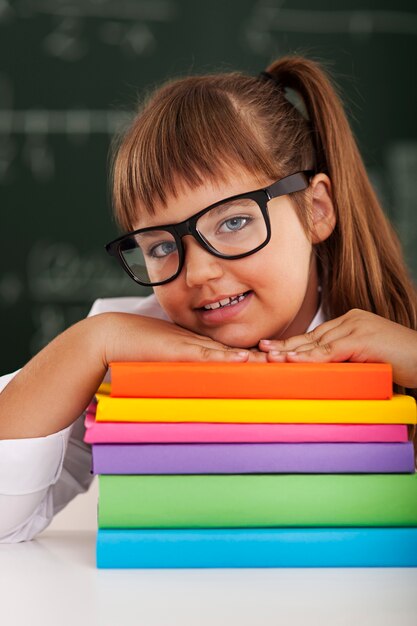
top-left (95, 394), bottom-right (416, 424)
top-left (83, 421), bottom-right (409, 445)
top-left (98, 474), bottom-right (417, 528)
top-left (92, 442), bottom-right (415, 475)
top-left (96, 528), bottom-right (417, 568)
top-left (110, 362), bottom-right (393, 399)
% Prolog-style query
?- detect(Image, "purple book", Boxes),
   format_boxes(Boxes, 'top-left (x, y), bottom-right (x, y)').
top-left (92, 442), bottom-right (415, 474)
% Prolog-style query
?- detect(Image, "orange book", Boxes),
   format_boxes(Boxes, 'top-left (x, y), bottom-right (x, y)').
top-left (109, 362), bottom-right (393, 400)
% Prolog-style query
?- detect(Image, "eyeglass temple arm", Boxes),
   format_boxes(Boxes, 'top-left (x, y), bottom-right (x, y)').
top-left (266, 170), bottom-right (314, 200)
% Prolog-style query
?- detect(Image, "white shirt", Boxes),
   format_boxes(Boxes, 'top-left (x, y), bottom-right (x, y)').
top-left (0, 294), bottom-right (325, 543)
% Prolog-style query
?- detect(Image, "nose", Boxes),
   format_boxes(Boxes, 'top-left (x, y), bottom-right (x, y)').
top-left (182, 236), bottom-right (224, 287)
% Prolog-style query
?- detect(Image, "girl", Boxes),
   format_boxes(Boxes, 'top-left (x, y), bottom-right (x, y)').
top-left (0, 56), bottom-right (416, 542)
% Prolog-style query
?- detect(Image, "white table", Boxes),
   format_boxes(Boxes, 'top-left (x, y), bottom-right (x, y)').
top-left (1, 531), bottom-right (417, 626)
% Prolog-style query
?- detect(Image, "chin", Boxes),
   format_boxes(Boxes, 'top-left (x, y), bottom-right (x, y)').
top-left (209, 329), bottom-right (262, 349)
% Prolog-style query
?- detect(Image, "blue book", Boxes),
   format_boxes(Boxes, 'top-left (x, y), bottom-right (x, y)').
top-left (97, 527), bottom-right (417, 568)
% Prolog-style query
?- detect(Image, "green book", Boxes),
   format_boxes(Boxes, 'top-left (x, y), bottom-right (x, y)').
top-left (98, 474), bottom-right (417, 528)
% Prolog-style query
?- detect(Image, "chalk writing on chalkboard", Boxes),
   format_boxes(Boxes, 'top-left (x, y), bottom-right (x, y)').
top-left (27, 240), bottom-right (146, 301)
top-left (0, 108), bottom-right (130, 135)
top-left (0, 71), bottom-right (132, 181)
top-left (25, 240), bottom-right (150, 354)
top-left (245, 5), bottom-right (417, 55)
top-left (0, 273), bottom-right (23, 307)
top-left (1, 0), bottom-right (177, 60)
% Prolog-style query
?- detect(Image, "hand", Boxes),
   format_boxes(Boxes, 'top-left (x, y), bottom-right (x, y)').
top-left (100, 312), bottom-right (252, 365)
top-left (258, 308), bottom-right (417, 388)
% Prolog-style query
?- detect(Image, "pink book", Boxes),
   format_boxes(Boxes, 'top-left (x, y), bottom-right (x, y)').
top-left (83, 412), bottom-right (408, 444)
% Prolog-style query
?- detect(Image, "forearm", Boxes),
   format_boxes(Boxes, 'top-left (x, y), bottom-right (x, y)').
top-left (0, 315), bottom-right (107, 439)
top-left (0, 308), bottom-right (253, 440)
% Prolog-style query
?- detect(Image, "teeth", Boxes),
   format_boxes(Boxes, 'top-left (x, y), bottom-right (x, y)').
top-left (203, 292), bottom-right (247, 310)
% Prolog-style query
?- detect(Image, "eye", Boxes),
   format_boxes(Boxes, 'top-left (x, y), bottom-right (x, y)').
top-left (148, 240), bottom-right (178, 258)
top-left (218, 216), bottom-right (252, 233)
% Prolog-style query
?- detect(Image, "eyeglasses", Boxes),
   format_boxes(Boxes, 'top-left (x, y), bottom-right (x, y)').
top-left (105, 170), bottom-right (314, 287)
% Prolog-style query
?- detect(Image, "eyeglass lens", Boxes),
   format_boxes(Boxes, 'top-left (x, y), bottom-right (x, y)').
top-left (119, 198), bottom-right (267, 285)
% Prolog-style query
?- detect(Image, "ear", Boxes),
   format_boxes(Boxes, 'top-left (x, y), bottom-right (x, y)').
top-left (309, 174), bottom-right (336, 244)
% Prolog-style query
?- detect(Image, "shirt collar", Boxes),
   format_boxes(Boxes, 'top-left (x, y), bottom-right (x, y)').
top-left (306, 304), bottom-right (326, 333)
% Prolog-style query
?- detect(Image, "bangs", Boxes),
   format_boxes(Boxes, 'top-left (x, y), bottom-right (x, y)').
top-left (111, 75), bottom-right (278, 231)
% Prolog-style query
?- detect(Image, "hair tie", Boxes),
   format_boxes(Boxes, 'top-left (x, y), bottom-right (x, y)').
top-left (258, 70), bottom-right (310, 122)
top-left (258, 71), bottom-right (283, 91)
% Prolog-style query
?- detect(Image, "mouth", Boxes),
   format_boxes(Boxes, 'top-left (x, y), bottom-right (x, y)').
top-left (197, 291), bottom-right (252, 311)
top-left (196, 290), bottom-right (253, 324)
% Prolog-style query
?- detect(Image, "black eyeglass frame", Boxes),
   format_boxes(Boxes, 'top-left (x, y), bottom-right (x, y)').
top-left (105, 170), bottom-right (314, 287)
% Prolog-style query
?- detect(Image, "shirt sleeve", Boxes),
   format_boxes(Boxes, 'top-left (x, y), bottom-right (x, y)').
top-left (0, 295), bottom-right (165, 543)
top-left (0, 367), bottom-right (94, 542)
top-left (0, 420), bottom-right (72, 542)
top-left (0, 330), bottom-right (96, 541)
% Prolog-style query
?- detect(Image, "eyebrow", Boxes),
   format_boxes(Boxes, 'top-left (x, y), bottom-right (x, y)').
top-left (135, 197), bottom-right (255, 232)
top-left (134, 230), bottom-right (172, 238)
top-left (208, 198), bottom-right (254, 214)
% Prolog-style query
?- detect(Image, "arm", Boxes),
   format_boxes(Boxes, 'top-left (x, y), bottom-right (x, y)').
top-left (0, 312), bottom-right (249, 440)
top-left (0, 315), bottom-right (107, 439)
top-left (0, 422), bottom-right (80, 542)
top-left (0, 308), bottom-right (250, 540)
top-left (0, 364), bottom-right (94, 542)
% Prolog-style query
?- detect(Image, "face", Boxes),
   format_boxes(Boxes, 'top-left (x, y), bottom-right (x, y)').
top-left (134, 170), bottom-right (320, 348)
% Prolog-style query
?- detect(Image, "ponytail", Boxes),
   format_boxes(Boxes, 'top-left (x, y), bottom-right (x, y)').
top-left (266, 57), bottom-right (417, 330)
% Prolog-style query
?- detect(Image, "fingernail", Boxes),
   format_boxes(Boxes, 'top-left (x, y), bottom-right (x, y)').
top-left (287, 351), bottom-right (297, 356)
top-left (270, 350), bottom-right (281, 357)
top-left (259, 339), bottom-right (271, 345)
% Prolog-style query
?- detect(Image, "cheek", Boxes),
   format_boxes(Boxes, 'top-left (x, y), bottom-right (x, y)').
top-left (153, 285), bottom-right (174, 312)
top-left (268, 214), bottom-right (312, 276)
top-left (282, 237), bottom-right (312, 278)
top-left (254, 229), bottom-right (312, 289)
top-left (153, 284), bottom-right (192, 323)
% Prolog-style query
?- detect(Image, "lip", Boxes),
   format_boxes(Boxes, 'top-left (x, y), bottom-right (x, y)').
top-left (196, 291), bottom-right (253, 324)
top-left (195, 291), bottom-right (249, 309)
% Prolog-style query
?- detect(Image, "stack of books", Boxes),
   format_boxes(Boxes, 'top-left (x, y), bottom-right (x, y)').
top-left (84, 362), bottom-right (417, 568)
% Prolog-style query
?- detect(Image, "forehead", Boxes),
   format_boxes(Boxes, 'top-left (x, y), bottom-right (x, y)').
top-left (133, 171), bottom-right (269, 230)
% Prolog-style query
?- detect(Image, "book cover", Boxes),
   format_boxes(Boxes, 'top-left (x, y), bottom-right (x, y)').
top-left (109, 362), bottom-right (393, 400)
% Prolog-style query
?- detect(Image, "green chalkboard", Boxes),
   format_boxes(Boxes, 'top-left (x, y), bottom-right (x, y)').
top-left (1, 0), bottom-right (416, 374)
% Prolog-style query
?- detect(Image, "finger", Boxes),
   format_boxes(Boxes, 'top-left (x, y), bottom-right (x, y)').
top-left (277, 324), bottom-right (354, 354)
top-left (265, 351), bottom-right (287, 363)
top-left (268, 339), bottom-right (356, 363)
top-left (258, 317), bottom-right (348, 353)
top-left (193, 334), bottom-right (249, 354)
top-left (194, 344), bottom-right (250, 362)
top-left (176, 327), bottom-right (239, 351)
top-left (246, 350), bottom-right (268, 363)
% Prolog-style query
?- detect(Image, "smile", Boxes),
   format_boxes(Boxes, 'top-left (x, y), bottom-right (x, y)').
top-left (202, 291), bottom-right (250, 310)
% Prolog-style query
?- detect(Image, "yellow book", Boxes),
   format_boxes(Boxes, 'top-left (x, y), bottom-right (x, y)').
top-left (98, 382), bottom-right (111, 396)
top-left (95, 393), bottom-right (416, 424)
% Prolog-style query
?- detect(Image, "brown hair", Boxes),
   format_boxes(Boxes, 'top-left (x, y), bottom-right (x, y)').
top-left (111, 55), bottom-right (417, 333)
